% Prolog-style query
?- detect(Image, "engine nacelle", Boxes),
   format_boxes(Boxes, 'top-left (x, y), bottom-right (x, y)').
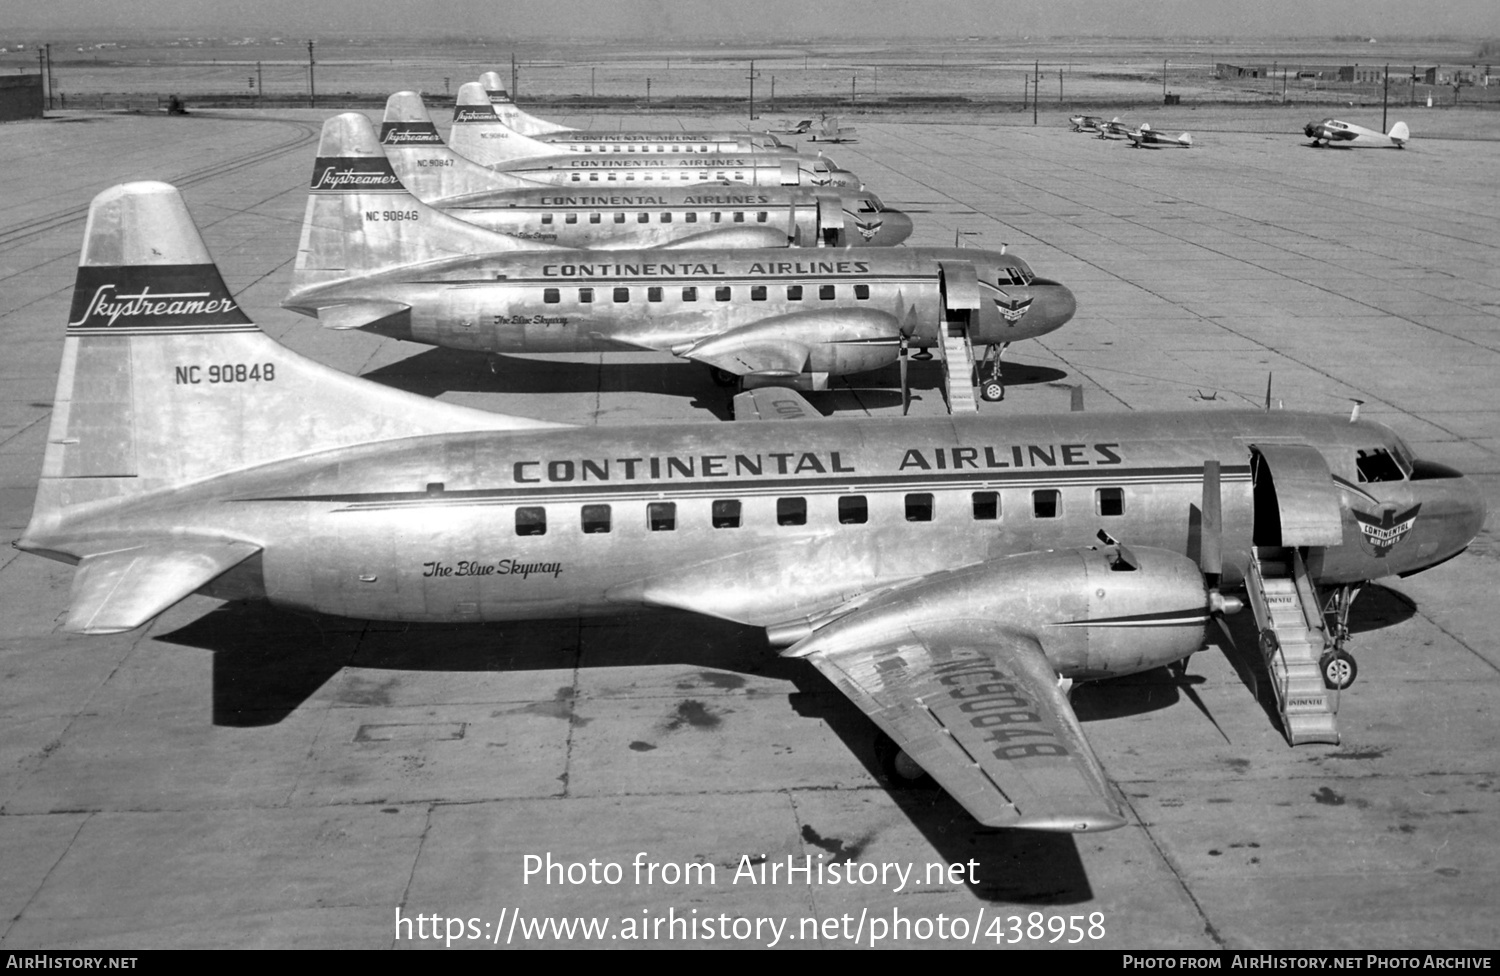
top-left (682, 308), bottom-right (902, 378)
top-left (783, 546), bottom-right (1209, 680)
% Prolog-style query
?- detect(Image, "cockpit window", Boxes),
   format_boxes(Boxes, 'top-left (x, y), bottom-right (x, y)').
top-left (999, 265), bottom-right (1035, 287)
top-left (1356, 447), bottom-right (1408, 483)
top-left (857, 195), bottom-right (882, 213)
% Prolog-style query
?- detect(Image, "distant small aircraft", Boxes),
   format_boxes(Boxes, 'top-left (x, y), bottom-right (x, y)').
top-left (1068, 114), bottom-right (1108, 133)
top-left (809, 115), bottom-right (858, 143)
top-left (1127, 123), bottom-right (1193, 149)
top-left (1304, 118), bottom-right (1409, 149)
top-left (1095, 118), bottom-right (1132, 140)
top-left (770, 119), bottom-right (814, 135)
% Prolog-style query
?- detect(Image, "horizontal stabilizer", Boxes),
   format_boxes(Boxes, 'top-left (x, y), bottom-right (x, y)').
top-left (66, 541), bottom-right (262, 634)
top-left (318, 301), bottom-right (411, 332)
top-left (731, 388), bottom-right (822, 421)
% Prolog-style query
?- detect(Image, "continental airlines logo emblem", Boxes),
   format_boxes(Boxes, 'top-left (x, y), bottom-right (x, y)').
top-left (1353, 504), bottom-right (1421, 557)
top-left (992, 288), bottom-right (1032, 322)
top-left (310, 157), bottom-right (403, 191)
top-left (855, 219), bottom-right (883, 241)
top-left (379, 122), bottom-right (443, 145)
top-left (67, 265), bottom-right (251, 332)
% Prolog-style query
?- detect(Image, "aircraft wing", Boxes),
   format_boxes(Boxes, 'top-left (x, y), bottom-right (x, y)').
top-left (731, 387), bottom-right (822, 421)
top-left (799, 620), bottom-right (1127, 832)
top-left (64, 541), bottom-right (262, 635)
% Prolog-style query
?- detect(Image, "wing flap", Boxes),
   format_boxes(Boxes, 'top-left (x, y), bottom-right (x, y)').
top-left (804, 622), bottom-right (1126, 831)
top-left (66, 541), bottom-right (262, 635)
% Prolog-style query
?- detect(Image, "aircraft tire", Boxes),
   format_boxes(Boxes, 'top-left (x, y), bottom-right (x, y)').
top-left (709, 367), bottom-right (738, 387)
top-left (874, 733), bottom-right (934, 789)
top-left (1320, 650), bottom-right (1357, 690)
top-left (981, 379), bottom-right (1005, 402)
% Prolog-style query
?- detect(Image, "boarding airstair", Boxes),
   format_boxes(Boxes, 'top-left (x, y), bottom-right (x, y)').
top-left (940, 318), bottom-right (978, 414)
top-left (1242, 546), bottom-right (1340, 745)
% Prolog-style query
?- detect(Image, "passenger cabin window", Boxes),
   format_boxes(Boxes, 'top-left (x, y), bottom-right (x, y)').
top-left (661, 212), bottom-right (673, 223)
top-left (613, 287), bottom-right (630, 303)
top-left (972, 491), bottom-right (999, 520)
top-left (685, 212), bottom-right (698, 223)
top-left (778, 498), bottom-right (807, 526)
top-left (1032, 490), bottom-right (1061, 519)
top-left (751, 285), bottom-right (767, 301)
top-left (541, 214), bottom-right (553, 225)
top-left (578, 288), bottom-right (594, 303)
top-left (733, 212), bottom-right (745, 223)
top-left (757, 212), bottom-right (768, 223)
top-left (715, 286), bottom-right (732, 302)
top-left (786, 285), bottom-right (803, 301)
top-left (589, 213), bottom-right (602, 224)
top-left (516, 507), bottom-right (546, 536)
top-left (565, 213), bottom-right (578, 224)
top-left (712, 500), bottom-right (741, 529)
top-left (838, 495), bottom-right (868, 525)
top-left (1356, 448), bottom-right (1407, 483)
top-left (636, 212), bottom-right (650, 223)
top-left (581, 504), bottom-right (611, 534)
top-left (905, 493), bottom-right (934, 522)
top-left (854, 285), bottom-right (870, 300)
top-left (543, 288), bottom-right (561, 304)
top-left (1096, 487), bottom-right (1124, 517)
top-left (614, 213), bottom-right (626, 224)
top-left (648, 287), bottom-right (663, 303)
top-left (711, 212), bottom-right (722, 223)
top-left (682, 286), bottom-right (698, 302)
top-left (819, 285), bottom-right (836, 300)
top-left (648, 502), bottom-right (676, 532)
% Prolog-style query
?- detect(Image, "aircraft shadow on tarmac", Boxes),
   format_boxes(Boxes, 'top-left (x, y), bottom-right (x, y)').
top-left (358, 347), bottom-right (1068, 418)
top-left (159, 600), bottom-right (1093, 903)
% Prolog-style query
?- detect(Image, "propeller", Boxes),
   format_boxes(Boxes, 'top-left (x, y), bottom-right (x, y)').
top-left (898, 329), bottom-right (911, 415)
top-left (1200, 460), bottom-right (1258, 698)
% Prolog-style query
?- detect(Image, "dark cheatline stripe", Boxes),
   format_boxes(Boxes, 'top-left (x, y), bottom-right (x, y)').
top-left (1050, 607), bottom-right (1209, 629)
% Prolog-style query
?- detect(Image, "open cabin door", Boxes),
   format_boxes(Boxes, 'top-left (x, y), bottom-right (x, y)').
top-left (816, 193), bottom-right (844, 246)
top-left (1250, 444), bottom-right (1344, 547)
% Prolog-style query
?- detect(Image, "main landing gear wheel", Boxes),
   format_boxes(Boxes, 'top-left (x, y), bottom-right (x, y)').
top-left (709, 367), bottom-right (738, 387)
top-left (874, 734), bottom-right (933, 789)
top-left (981, 377), bottom-right (1005, 402)
top-left (1320, 650), bottom-right (1357, 690)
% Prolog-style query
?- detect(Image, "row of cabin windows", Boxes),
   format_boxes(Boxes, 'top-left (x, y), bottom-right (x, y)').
top-left (511, 488), bottom-right (1127, 536)
top-left (543, 284), bottom-right (872, 304)
top-left (571, 144), bottom-right (718, 153)
top-left (569, 171), bottom-right (746, 183)
top-left (541, 211), bottom-right (770, 226)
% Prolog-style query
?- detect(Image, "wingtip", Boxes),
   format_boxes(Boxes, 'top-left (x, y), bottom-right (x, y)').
top-left (1010, 812), bottom-right (1130, 833)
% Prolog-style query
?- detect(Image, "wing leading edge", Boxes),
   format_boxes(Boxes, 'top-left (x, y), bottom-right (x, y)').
top-left (797, 620), bottom-right (1127, 832)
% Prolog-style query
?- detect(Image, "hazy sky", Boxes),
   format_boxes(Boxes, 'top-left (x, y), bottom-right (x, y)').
top-left (6, 0), bottom-right (1497, 39)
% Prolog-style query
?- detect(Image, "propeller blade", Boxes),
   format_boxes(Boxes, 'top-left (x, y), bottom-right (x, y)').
top-left (899, 333), bottom-right (910, 416)
top-left (1201, 460), bottom-right (1222, 582)
top-left (1264, 372), bottom-right (1273, 411)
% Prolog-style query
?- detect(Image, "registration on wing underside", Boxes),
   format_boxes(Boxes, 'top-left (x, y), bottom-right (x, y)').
top-left (803, 621), bottom-right (1126, 831)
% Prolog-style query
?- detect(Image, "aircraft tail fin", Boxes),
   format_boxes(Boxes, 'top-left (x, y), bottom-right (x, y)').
top-left (1179, 133), bottom-right (1193, 147)
top-left (24, 182), bottom-right (564, 548)
top-left (478, 70), bottom-right (573, 136)
top-left (448, 82), bottom-right (566, 165)
top-left (290, 113), bottom-right (564, 300)
top-left (381, 91), bottom-right (546, 200)
top-left (1388, 121), bottom-right (1409, 145)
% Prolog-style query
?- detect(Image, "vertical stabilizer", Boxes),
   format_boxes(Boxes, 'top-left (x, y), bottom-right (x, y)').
top-left (478, 70), bottom-right (573, 136)
top-left (381, 92), bottom-right (546, 200)
top-left (448, 82), bottom-right (569, 166)
top-left (1388, 121), bottom-right (1409, 146)
top-left (290, 113), bottom-right (566, 299)
top-left (25, 182), bottom-right (565, 545)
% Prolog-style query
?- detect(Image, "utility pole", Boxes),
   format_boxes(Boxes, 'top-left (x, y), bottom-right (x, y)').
top-left (646, 77), bottom-right (651, 111)
top-left (45, 44), bottom-right (54, 110)
top-left (851, 74), bottom-right (856, 106)
top-left (1162, 58), bottom-right (1168, 100)
top-left (770, 75), bottom-right (775, 112)
top-left (1023, 75), bottom-right (1028, 111)
top-left (591, 67), bottom-right (595, 98)
top-left (37, 48), bottom-right (46, 112)
top-left (1033, 60), bottom-right (1038, 125)
top-left (1058, 67), bottom-right (1063, 103)
top-left (511, 54), bottom-right (517, 98)
top-left (257, 61), bottom-right (263, 106)
top-left (747, 60), bottom-right (758, 120)
top-left (1382, 64), bottom-right (1389, 132)
top-left (307, 40), bottom-right (315, 108)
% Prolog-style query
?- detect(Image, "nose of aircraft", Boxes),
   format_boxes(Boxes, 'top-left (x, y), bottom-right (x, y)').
top-left (1027, 277), bottom-right (1077, 337)
top-left (874, 209), bottom-right (914, 246)
top-left (1405, 460), bottom-right (1488, 573)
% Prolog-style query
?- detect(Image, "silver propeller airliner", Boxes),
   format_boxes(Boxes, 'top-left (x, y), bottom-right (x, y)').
top-left (19, 182), bottom-right (1485, 832)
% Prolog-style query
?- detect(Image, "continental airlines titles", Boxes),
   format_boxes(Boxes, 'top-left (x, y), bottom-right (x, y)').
top-left (540, 260), bottom-right (872, 278)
